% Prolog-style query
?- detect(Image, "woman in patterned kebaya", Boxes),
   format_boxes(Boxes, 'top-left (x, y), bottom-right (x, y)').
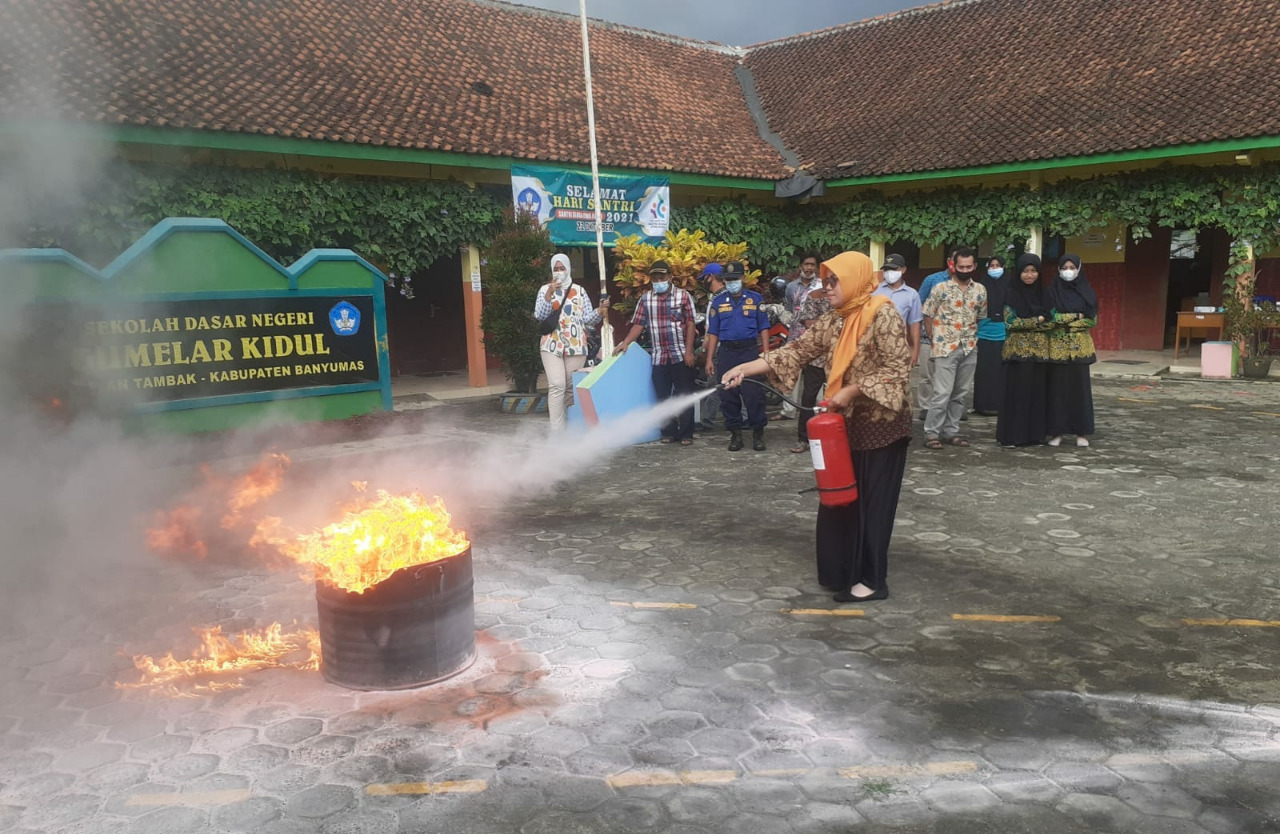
top-left (721, 251), bottom-right (912, 603)
top-left (533, 254), bottom-right (607, 430)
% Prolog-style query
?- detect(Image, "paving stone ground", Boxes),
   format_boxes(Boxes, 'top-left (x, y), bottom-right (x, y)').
top-left (2, 376), bottom-right (1280, 833)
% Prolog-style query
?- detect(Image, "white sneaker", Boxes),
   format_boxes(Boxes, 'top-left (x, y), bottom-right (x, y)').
top-left (1047, 436), bottom-right (1062, 447)
top-left (1076, 436), bottom-right (1090, 447)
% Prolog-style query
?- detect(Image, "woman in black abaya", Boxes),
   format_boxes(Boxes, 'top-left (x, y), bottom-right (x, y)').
top-left (1045, 254), bottom-right (1098, 447)
top-left (996, 254), bottom-right (1052, 447)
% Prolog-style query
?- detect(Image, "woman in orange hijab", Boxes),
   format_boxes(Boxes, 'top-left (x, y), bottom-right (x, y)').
top-left (722, 251), bottom-right (913, 602)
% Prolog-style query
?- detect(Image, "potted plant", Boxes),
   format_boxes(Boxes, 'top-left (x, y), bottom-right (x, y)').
top-left (480, 209), bottom-right (555, 409)
top-left (1227, 298), bottom-right (1279, 379)
top-left (613, 229), bottom-right (763, 313)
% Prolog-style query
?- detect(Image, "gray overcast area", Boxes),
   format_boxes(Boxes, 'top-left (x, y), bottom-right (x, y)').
top-left (509, 0), bottom-right (927, 45)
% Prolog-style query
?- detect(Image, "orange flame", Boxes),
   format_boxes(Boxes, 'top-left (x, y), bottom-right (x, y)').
top-left (119, 623), bottom-right (320, 695)
top-left (145, 453), bottom-right (290, 560)
top-left (221, 453), bottom-right (290, 529)
top-left (145, 505), bottom-right (208, 559)
top-left (266, 490), bottom-right (469, 594)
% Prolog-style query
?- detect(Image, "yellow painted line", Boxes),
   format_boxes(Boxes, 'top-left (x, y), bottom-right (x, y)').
top-left (366, 780), bottom-right (488, 796)
top-left (952, 614), bottom-right (1061, 623)
top-left (1189, 404), bottom-right (1224, 411)
top-left (781, 608), bottom-right (865, 617)
top-left (840, 761), bottom-right (979, 780)
top-left (126, 789), bottom-right (251, 807)
top-left (753, 768), bottom-right (809, 777)
top-left (1183, 618), bottom-right (1280, 628)
top-left (607, 769), bottom-right (737, 788)
top-left (610, 601), bottom-right (698, 610)
top-left (1252, 411), bottom-right (1280, 418)
top-left (1117, 397), bottom-right (1155, 404)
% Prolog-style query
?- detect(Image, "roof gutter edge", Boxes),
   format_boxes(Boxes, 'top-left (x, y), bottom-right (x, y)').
top-left (0, 122), bottom-right (777, 190)
top-left (825, 135), bottom-right (1280, 187)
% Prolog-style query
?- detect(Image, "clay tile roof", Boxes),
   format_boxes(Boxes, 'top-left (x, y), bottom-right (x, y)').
top-left (744, 0), bottom-right (1280, 179)
top-left (0, 0), bottom-right (788, 179)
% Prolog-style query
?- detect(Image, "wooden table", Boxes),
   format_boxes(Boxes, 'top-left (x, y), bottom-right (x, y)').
top-left (1174, 311), bottom-right (1225, 359)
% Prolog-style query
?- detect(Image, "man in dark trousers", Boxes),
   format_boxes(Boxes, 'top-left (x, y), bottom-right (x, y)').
top-left (614, 260), bottom-right (698, 445)
top-left (703, 261), bottom-right (770, 451)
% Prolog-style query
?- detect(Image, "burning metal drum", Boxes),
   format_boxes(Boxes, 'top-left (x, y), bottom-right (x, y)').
top-left (315, 546), bottom-right (476, 690)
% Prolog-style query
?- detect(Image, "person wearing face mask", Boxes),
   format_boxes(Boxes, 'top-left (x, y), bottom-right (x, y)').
top-left (920, 246), bottom-right (987, 448)
top-left (1045, 254), bottom-right (1098, 447)
top-left (704, 261), bottom-right (771, 451)
top-left (697, 263), bottom-right (727, 432)
top-left (614, 260), bottom-right (698, 445)
top-left (873, 253), bottom-right (923, 366)
top-left (997, 254), bottom-right (1053, 447)
top-left (972, 254), bottom-right (1010, 417)
top-left (534, 253), bottom-right (608, 430)
top-left (775, 253), bottom-right (824, 422)
top-left (720, 251), bottom-right (912, 603)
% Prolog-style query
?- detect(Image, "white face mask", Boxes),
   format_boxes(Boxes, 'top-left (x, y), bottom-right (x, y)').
top-left (552, 269), bottom-right (570, 288)
top-left (883, 270), bottom-right (904, 284)
top-left (1060, 269), bottom-right (1079, 282)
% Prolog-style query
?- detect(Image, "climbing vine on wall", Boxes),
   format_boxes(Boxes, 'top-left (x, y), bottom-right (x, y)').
top-left (672, 163), bottom-right (1280, 276)
top-left (17, 161), bottom-right (504, 293)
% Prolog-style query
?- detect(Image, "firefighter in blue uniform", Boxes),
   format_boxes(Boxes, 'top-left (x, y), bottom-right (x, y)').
top-left (703, 261), bottom-right (770, 451)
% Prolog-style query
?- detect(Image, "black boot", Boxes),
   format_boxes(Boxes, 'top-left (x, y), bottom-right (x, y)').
top-left (752, 428), bottom-right (766, 451)
top-left (728, 430), bottom-right (744, 451)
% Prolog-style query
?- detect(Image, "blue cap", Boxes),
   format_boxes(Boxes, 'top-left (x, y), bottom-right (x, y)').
top-left (700, 263), bottom-right (723, 279)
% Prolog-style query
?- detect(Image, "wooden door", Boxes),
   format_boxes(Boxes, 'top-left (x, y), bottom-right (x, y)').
top-left (386, 254), bottom-right (468, 375)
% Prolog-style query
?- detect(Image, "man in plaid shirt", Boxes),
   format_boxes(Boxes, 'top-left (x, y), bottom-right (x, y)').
top-left (614, 260), bottom-right (698, 445)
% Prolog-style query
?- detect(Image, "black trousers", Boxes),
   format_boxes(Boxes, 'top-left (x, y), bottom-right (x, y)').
top-left (815, 438), bottom-right (910, 592)
top-left (717, 344), bottom-right (766, 430)
top-left (797, 364), bottom-right (827, 443)
top-left (652, 361), bottom-right (695, 440)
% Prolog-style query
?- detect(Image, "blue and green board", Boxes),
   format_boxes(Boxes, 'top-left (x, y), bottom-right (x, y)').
top-left (0, 218), bottom-right (393, 433)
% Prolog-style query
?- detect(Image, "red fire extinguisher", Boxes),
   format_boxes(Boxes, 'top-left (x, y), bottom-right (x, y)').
top-left (806, 401), bottom-right (858, 507)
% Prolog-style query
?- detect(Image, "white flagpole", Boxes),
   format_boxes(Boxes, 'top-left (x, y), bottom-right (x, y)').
top-left (579, 0), bottom-right (614, 357)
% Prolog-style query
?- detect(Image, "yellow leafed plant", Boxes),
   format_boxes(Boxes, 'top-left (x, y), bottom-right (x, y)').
top-left (613, 229), bottom-right (763, 310)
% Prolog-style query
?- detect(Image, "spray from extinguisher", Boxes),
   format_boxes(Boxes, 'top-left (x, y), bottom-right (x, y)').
top-left (707, 379), bottom-right (857, 508)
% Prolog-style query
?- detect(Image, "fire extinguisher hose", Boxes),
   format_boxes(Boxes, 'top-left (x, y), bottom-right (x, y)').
top-left (697, 378), bottom-right (820, 413)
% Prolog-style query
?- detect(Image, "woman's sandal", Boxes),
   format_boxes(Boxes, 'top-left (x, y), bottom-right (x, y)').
top-left (790, 444), bottom-right (808, 454)
top-left (680, 439), bottom-right (693, 446)
top-left (924, 437), bottom-right (943, 449)
top-left (946, 436), bottom-right (970, 447)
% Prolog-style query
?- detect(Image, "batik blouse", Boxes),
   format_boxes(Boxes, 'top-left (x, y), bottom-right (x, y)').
top-left (1002, 305), bottom-right (1054, 362)
top-left (1046, 313), bottom-right (1098, 364)
top-left (763, 304), bottom-right (912, 450)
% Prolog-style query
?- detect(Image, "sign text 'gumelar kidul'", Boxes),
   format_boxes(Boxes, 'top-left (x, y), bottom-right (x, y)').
top-left (45, 296), bottom-right (380, 404)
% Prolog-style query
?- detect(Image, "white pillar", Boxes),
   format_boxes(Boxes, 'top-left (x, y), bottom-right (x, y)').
top-left (868, 239), bottom-right (887, 268)
top-left (1026, 228), bottom-right (1044, 257)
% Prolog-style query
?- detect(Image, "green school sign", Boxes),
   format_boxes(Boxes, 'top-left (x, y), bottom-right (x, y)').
top-left (511, 164), bottom-right (670, 246)
top-left (0, 218), bottom-right (393, 433)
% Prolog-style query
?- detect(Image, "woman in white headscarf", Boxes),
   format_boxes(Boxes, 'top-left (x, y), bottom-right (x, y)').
top-left (533, 254), bottom-right (607, 429)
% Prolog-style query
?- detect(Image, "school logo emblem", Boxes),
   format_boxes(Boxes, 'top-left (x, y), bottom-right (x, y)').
top-left (329, 301), bottom-right (361, 335)
top-left (517, 187), bottom-right (542, 218)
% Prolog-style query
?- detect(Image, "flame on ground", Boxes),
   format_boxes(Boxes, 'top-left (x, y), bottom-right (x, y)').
top-left (146, 453), bottom-right (290, 559)
top-left (221, 453), bottom-right (290, 528)
top-left (145, 505), bottom-right (208, 559)
top-left (119, 623), bottom-right (320, 695)
top-left (274, 490), bottom-right (470, 594)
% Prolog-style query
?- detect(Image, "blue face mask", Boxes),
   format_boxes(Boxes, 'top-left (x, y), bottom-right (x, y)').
top-left (725, 280), bottom-right (743, 294)
top-left (651, 281), bottom-right (670, 294)
top-left (988, 268), bottom-right (1004, 278)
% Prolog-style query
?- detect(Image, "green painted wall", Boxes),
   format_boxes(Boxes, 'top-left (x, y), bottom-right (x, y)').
top-left (0, 218), bottom-right (393, 434)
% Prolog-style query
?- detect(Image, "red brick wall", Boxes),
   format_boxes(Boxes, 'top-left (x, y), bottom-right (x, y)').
top-left (1118, 229), bottom-right (1172, 351)
top-left (1087, 264), bottom-right (1125, 350)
